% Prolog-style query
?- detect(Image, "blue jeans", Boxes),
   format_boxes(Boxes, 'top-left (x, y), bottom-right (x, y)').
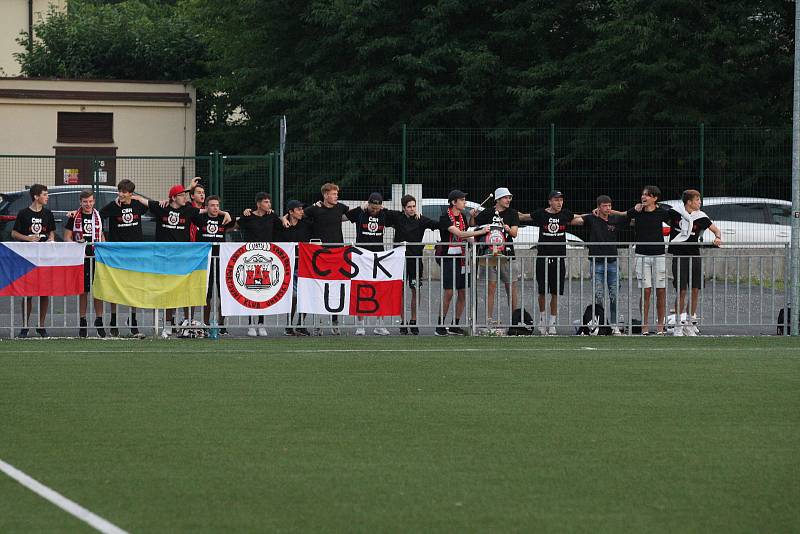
top-left (591, 258), bottom-right (618, 323)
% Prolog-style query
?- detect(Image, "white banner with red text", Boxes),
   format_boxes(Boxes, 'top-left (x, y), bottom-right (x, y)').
top-left (219, 242), bottom-right (295, 316)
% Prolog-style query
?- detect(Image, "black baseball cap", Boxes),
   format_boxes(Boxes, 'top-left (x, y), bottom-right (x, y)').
top-left (368, 192), bottom-right (383, 204)
top-left (286, 199), bottom-right (304, 212)
top-left (448, 189), bottom-right (468, 203)
top-left (548, 190), bottom-right (564, 199)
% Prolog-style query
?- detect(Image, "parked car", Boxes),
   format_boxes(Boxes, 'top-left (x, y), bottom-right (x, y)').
top-left (660, 197), bottom-right (791, 247)
top-left (0, 185), bottom-right (157, 241)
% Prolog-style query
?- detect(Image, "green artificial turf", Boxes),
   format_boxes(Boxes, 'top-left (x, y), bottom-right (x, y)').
top-left (1, 337), bottom-right (798, 533)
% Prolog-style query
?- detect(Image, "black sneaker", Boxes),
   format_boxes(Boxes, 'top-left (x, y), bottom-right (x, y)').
top-left (36, 328), bottom-right (48, 338)
top-left (295, 328), bottom-right (310, 337)
top-left (110, 317), bottom-right (119, 337)
top-left (435, 327), bottom-right (449, 336)
top-left (94, 317), bottom-right (106, 338)
top-left (126, 316), bottom-right (139, 337)
top-left (79, 317), bottom-right (88, 338)
top-left (17, 328), bottom-right (29, 339)
top-left (399, 322), bottom-right (408, 335)
top-left (448, 327), bottom-right (466, 336)
top-left (284, 328), bottom-right (296, 336)
top-left (409, 320), bottom-right (419, 335)
top-left (219, 328), bottom-right (229, 336)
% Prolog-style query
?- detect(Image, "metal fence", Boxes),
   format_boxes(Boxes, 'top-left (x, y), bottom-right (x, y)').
top-left (0, 242), bottom-right (790, 339)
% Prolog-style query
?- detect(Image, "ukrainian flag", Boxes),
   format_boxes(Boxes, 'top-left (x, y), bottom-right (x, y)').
top-left (93, 243), bottom-right (211, 308)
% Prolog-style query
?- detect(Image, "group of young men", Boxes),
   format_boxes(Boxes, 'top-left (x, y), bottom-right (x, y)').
top-left (10, 178), bottom-right (720, 337)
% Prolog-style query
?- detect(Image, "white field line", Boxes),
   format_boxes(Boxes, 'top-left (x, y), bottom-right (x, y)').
top-left (2, 347), bottom-right (798, 355)
top-left (0, 459), bottom-right (128, 534)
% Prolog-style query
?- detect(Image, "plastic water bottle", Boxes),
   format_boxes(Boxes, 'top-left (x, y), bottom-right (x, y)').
top-left (209, 320), bottom-right (219, 340)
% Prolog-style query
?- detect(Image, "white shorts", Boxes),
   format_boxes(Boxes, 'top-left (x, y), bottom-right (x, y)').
top-left (635, 255), bottom-right (666, 289)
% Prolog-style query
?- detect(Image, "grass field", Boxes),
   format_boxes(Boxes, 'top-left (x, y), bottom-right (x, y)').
top-left (1, 337), bottom-right (798, 533)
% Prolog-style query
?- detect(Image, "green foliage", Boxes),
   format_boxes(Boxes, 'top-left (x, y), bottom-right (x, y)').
top-left (16, 0), bottom-right (206, 80)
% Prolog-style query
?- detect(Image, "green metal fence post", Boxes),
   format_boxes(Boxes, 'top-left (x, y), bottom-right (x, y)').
top-left (699, 123), bottom-right (705, 196)
top-left (549, 123), bottom-right (555, 191)
top-left (402, 124), bottom-right (407, 195)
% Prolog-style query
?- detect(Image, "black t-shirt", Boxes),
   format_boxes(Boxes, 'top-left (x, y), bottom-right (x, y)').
top-left (668, 212), bottom-right (713, 256)
top-left (582, 213), bottom-right (628, 258)
top-left (438, 210), bottom-right (468, 256)
top-left (304, 203), bottom-right (349, 244)
top-left (100, 199), bottom-right (148, 242)
top-left (532, 208), bottom-right (575, 257)
top-left (474, 206), bottom-right (520, 257)
top-left (626, 206), bottom-right (673, 255)
top-left (65, 212), bottom-right (101, 243)
top-left (191, 213), bottom-right (234, 243)
top-left (236, 211), bottom-right (280, 242)
top-left (13, 207), bottom-right (55, 242)
top-left (148, 201), bottom-right (199, 242)
top-left (347, 207), bottom-right (388, 252)
top-left (387, 210), bottom-right (439, 256)
top-left (275, 218), bottom-right (313, 243)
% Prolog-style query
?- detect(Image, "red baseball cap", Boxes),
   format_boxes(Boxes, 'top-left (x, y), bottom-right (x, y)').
top-left (168, 184), bottom-right (188, 198)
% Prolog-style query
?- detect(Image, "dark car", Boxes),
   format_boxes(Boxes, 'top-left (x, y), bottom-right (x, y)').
top-left (0, 185), bottom-right (156, 241)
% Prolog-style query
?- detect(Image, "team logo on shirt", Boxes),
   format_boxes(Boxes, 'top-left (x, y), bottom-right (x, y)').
top-left (225, 243), bottom-right (292, 309)
top-left (206, 220), bottom-right (219, 235)
top-left (367, 218), bottom-right (379, 233)
top-left (168, 212), bottom-right (180, 226)
top-left (31, 218), bottom-right (42, 235)
top-left (547, 220), bottom-right (560, 234)
top-left (122, 210), bottom-right (134, 224)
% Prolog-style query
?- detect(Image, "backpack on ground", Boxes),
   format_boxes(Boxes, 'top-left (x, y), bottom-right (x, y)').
top-left (578, 304), bottom-right (611, 336)
top-left (507, 308), bottom-right (534, 336)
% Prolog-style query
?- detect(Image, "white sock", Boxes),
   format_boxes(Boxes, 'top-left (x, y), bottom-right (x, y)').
top-left (680, 312), bottom-right (688, 322)
top-left (539, 312), bottom-right (546, 323)
top-left (548, 315), bottom-right (557, 326)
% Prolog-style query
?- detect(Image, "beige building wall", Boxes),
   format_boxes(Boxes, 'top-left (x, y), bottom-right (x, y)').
top-left (0, 1), bottom-right (67, 76)
top-left (0, 78), bottom-right (196, 199)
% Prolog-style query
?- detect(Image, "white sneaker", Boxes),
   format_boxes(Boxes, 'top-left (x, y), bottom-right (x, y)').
top-left (547, 326), bottom-right (557, 335)
top-left (160, 326), bottom-right (171, 339)
top-left (673, 323), bottom-right (685, 336)
top-left (355, 327), bottom-right (366, 336)
top-left (330, 327), bottom-right (341, 336)
top-left (258, 327), bottom-right (269, 337)
top-left (247, 327), bottom-right (258, 337)
top-left (373, 327), bottom-right (390, 336)
top-left (685, 322), bottom-right (698, 336)
top-left (611, 326), bottom-right (622, 336)
top-left (313, 328), bottom-right (323, 336)
top-left (538, 317), bottom-right (547, 335)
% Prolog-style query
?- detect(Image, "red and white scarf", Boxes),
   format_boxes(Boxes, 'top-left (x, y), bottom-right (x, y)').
top-left (72, 209), bottom-right (103, 242)
top-left (446, 208), bottom-right (466, 262)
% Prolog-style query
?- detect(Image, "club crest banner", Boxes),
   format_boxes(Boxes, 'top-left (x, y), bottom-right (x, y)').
top-left (296, 243), bottom-right (404, 316)
top-left (219, 242), bottom-right (295, 316)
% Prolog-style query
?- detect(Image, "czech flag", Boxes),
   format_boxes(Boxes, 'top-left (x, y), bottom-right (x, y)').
top-left (0, 242), bottom-right (85, 296)
top-left (93, 242), bottom-right (211, 309)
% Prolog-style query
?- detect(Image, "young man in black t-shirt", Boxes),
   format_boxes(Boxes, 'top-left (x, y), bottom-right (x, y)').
top-left (387, 194), bottom-right (439, 335)
top-left (236, 191), bottom-right (281, 336)
top-left (667, 189), bottom-right (722, 336)
top-left (469, 187), bottom-right (521, 325)
top-left (581, 195), bottom-right (628, 335)
top-left (64, 190), bottom-right (106, 338)
top-left (437, 190), bottom-right (489, 336)
top-left (11, 184), bottom-right (55, 338)
top-left (301, 182), bottom-right (351, 335)
top-left (98, 179), bottom-right (148, 336)
top-left (193, 195), bottom-right (235, 329)
top-left (276, 200), bottom-right (313, 336)
top-left (625, 185), bottom-right (674, 334)
top-left (523, 190), bottom-right (583, 335)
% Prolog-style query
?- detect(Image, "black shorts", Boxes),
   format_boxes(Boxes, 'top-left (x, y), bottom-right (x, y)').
top-left (672, 255), bottom-right (703, 289)
top-left (536, 257), bottom-right (566, 295)
top-left (441, 257), bottom-right (466, 290)
top-left (406, 257), bottom-right (424, 288)
top-left (207, 255), bottom-right (220, 301)
top-left (83, 257), bottom-right (95, 293)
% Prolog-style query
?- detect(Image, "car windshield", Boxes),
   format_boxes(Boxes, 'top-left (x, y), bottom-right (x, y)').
top-left (769, 205), bottom-right (791, 225)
